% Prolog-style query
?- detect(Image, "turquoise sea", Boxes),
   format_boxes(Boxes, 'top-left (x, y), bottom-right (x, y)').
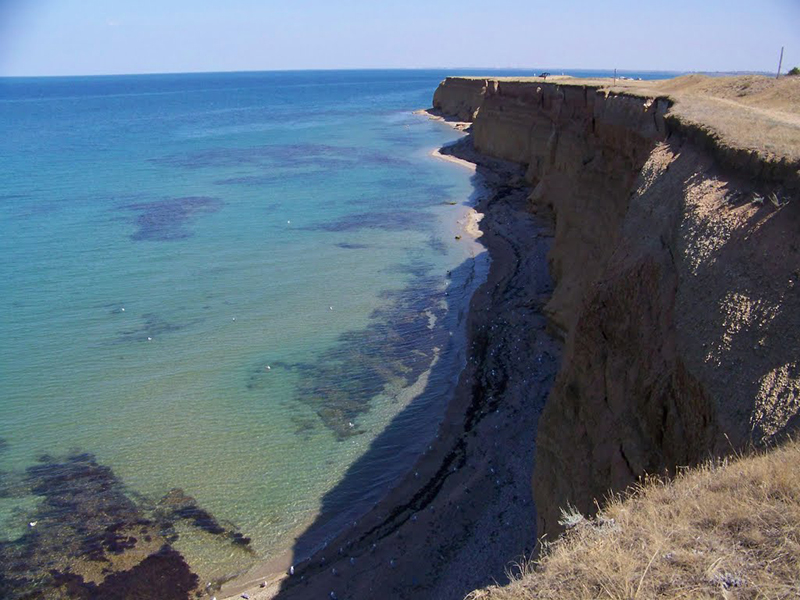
top-left (0, 69), bottom-right (674, 595)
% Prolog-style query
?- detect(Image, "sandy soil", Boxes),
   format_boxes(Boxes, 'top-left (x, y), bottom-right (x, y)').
top-left (220, 121), bottom-right (560, 600)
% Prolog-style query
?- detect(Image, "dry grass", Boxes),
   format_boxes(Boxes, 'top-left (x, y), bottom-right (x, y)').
top-left (467, 439), bottom-right (800, 599)
top-left (658, 75), bottom-right (800, 167)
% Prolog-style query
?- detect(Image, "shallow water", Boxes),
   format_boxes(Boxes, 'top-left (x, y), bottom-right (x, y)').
top-left (0, 68), bottom-right (674, 595)
top-left (0, 70), bottom-right (489, 591)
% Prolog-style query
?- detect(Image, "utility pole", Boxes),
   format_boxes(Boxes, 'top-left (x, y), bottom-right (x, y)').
top-left (777, 46), bottom-right (784, 79)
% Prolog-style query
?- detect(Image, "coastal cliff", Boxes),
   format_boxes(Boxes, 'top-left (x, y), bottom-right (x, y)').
top-left (433, 75), bottom-right (800, 539)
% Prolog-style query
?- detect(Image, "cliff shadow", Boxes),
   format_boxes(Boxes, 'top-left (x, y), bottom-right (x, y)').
top-left (261, 141), bottom-right (560, 600)
top-left (282, 253), bottom-right (481, 560)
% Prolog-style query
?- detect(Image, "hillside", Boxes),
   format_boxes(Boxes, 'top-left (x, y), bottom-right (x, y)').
top-left (433, 73), bottom-right (800, 544)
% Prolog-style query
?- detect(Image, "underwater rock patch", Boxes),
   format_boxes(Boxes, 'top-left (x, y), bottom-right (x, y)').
top-left (48, 545), bottom-right (198, 600)
top-left (427, 236), bottom-right (448, 255)
top-left (156, 488), bottom-right (252, 547)
top-left (0, 451), bottom-right (251, 600)
top-left (255, 271), bottom-right (450, 439)
top-left (122, 196), bottom-right (223, 241)
top-left (0, 193), bottom-right (31, 201)
top-left (115, 313), bottom-right (189, 343)
top-left (335, 242), bottom-right (371, 250)
top-left (213, 173), bottom-right (289, 186)
top-left (305, 210), bottom-right (428, 233)
top-left (152, 143), bottom-right (408, 171)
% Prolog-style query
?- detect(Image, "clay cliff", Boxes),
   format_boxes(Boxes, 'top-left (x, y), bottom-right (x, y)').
top-left (432, 75), bottom-right (800, 539)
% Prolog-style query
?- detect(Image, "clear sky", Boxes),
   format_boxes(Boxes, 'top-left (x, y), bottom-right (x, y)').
top-left (1, 0), bottom-right (798, 76)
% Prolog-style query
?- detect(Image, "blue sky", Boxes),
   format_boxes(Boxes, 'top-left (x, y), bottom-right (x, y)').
top-left (1, 0), bottom-right (798, 76)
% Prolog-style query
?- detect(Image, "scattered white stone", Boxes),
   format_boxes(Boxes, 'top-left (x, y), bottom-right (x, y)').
top-left (120, 307), bottom-right (125, 312)
top-left (329, 306), bottom-right (334, 311)
top-left (265, 365), bottom-right (271, 371)
top-left (289, 565), bottom-right (295, 575)
top-left (29, 521), bottom-right (37, 527)
top-left (147, 337), bottom-right (152, 341)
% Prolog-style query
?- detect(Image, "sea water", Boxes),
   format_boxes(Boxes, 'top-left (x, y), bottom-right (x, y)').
top-left (0, 69), bottom-right (674, 589)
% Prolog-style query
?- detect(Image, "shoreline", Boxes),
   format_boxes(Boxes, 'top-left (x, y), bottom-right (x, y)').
top-left (223, 114), bottom-right (561, 600)
top-left (431, 147), bottom-right (478, 173)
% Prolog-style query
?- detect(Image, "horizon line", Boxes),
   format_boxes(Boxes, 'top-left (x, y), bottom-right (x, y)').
top-left (0, 66), bottom-right (772, 80)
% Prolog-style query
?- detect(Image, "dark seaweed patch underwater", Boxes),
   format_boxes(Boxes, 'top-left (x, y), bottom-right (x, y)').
top-left (114, 312), bottom-right (196, 344)
top-left (334, 242), bottom-right (371, 250)
top-left (151, 143), bottom-right (410, 172)
top-left (0, 452), bottom-right (251, 599)
top-left (303, 210), bottom-right (428, 233)
top-left (249, 266), bottom-right (451, 439)
top-left (122, 196), bottom-right (223, 241)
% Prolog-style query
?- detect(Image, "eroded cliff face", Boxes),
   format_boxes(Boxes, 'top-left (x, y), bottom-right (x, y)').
top-left (432, 76), bottom-right (800, 539)
top-left (432, 77), bottom-right (492, 122)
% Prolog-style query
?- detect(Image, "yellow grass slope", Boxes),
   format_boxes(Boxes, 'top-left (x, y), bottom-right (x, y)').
top-left (468, 439), bottom-right (800, 600)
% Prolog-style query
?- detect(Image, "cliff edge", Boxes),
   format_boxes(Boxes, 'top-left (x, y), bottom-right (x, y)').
top-left (432, 74), bottom-right (800, 539)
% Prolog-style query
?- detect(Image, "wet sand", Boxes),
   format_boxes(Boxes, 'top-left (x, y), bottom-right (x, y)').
top-left (222, 117), bottom-right (561, 600)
